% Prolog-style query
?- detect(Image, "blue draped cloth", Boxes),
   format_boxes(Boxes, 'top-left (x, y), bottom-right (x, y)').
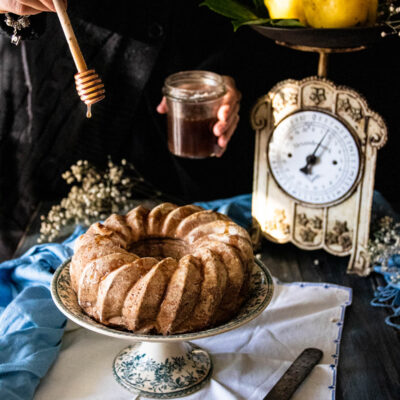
top-left (195, 193), bottom-right (252, 229)
top-left (0, 226), bottom-right (85, 400)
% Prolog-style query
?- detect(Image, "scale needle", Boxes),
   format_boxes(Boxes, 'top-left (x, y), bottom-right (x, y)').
top-left (300, 129), bottom-right (330, 175)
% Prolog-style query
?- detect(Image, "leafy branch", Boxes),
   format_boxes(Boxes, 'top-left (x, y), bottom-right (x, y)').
top-left (200, 0), bottom-right (304, 31)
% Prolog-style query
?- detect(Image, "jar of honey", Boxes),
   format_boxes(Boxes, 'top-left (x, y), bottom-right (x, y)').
top-left (163, 71), bottom-right (226, 158)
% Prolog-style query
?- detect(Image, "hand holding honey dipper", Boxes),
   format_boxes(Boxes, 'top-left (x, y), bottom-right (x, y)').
top-left (1, 0), bottom-right (105, 118)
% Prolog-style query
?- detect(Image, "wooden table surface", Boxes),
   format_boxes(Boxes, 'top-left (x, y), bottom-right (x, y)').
top-left (14, 202), bottom-right (400, 400)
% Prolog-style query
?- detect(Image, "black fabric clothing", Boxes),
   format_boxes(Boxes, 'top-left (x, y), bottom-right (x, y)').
top-left (0, 1), bottom-right (253, 260)
top-left (1, 1), bottom-right (400, 261)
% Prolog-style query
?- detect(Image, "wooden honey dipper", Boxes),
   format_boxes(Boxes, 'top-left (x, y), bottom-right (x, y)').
top-left (53, 0), bottom-right (105, 118)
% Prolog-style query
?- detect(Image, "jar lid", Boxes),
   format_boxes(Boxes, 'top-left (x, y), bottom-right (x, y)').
top-left (163, 70), bottom-right (226, 103)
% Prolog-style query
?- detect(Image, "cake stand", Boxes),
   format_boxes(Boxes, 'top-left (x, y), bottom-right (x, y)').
top-left (51, 258), bottom-right (274, 399)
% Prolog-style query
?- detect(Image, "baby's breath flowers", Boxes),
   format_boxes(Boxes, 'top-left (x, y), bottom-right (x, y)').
top-left (38, 158), bottom-right (164, 243)
top-left (369, 215), bottom-right (400, 329)
top-left (368, 216), bottom-right (400, 269)
top-left (381, 1), bottom-right (400, 36)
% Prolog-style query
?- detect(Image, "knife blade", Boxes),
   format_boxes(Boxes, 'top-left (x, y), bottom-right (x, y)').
top-left (264, 348), bottom-right (323, 400)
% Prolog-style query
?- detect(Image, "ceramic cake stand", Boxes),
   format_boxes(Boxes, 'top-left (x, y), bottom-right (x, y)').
top-left (51, 258), bottom-right (274, 399)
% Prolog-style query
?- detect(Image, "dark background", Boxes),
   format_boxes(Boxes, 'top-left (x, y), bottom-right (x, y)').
top-left (0, 1), bottom-right (399, 261)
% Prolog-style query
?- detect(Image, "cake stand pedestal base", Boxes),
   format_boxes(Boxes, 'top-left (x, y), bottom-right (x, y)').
top-left (113, 341), bottom-right (213, 399)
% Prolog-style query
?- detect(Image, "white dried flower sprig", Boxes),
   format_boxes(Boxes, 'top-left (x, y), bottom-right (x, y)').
top-left (38, 158), bottom-right (164, 243)
top-left (381, 1), bottom-right (400, 37)
top-left (368, 216), bottom-right (400, 269)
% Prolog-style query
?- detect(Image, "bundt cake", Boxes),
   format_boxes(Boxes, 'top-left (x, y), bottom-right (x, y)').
top-left (70, 203), bottom-right (253, 334)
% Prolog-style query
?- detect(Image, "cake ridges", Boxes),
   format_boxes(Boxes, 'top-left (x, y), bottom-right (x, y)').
top-left (70, 203), bottom-right (252, 334)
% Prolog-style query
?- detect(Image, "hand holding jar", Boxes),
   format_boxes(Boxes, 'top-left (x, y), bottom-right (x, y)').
top-left (157, 72), bottom-right (241, 158)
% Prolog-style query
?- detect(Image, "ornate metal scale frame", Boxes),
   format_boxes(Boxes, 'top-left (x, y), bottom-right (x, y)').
top-left (251, 76), bottom-right (387, 275)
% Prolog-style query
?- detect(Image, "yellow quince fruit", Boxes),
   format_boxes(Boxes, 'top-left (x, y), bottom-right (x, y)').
top-left (302, 0), bottom-right (377, 29)
top-left (264, 0), bottom-right (306, 24)
top-left (367, 0), bottom-right (378, 26)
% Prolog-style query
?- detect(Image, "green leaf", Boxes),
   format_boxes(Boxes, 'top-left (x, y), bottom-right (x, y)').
top-left (270, 19), bottom-right (304, 27)
top-left (232, 18), bottom-right (304, 31)
top-left (201, 0), bottom-right (304, 31)
top-left (200, 0), bottom-right (259, 20)
top-left (231, 18), bottom-right (271, 31)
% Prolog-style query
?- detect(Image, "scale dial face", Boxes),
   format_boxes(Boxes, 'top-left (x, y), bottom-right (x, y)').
top-left (268, 110), bottom-right (361, 205)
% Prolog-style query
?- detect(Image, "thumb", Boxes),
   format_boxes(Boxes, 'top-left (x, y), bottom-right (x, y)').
top-left (157, 97), bottom-right (168, 114)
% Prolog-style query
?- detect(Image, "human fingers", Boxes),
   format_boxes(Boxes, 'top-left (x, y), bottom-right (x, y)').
top-left (217, 76), bottom-right (241, 122)
top-left (215, 117), bottom-right (239, 158)
top-left (20, 0), bottom-right (53, 12)
top-left (47, 0), bottom-right (68, 11)
top-left (217, 114), bottom-right (240, 149)
top-left (217, 91), bottom-right (238, 121)
top-left (0, 0), bottom-right (41, 14)
top-left (0, 0), bottom-right (53, 14)
top-left (213, 78), bottom-right (241, 149)
top-left (156, 96), bottom-right (168, 114)
top-left (40, 0), bottom-right (58, 12)
top-left (0, 0), bottom-right (57, 14)
top-left (36, 0), bottom-right (67, 12)
top-left (213, 101), bottom-right (240, 137)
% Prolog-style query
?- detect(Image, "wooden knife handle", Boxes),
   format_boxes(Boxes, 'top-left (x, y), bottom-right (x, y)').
top-left (264, 348), bottom-right (323, 400)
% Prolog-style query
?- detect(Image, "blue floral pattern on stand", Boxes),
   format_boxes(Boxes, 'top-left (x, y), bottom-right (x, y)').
top-left (113, 344), bottom-right (212, 398)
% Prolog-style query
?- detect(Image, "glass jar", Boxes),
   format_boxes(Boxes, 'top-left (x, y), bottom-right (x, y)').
top-left (163, 70), bottom-right (226, 158)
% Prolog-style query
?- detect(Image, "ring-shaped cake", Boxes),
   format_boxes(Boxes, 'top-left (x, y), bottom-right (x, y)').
top-left (70, 203), bottom-right (253, 334)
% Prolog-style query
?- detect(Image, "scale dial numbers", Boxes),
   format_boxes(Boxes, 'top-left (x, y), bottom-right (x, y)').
top-left (268, 111), bottom-right (361, 206)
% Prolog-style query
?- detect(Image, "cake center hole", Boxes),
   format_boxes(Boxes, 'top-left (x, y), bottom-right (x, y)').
top-left (129, 238), bottom-right (190, 260)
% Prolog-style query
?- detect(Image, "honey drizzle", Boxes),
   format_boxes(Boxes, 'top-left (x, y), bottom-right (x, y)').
top-left (86, 104), bottom-right (92, 119)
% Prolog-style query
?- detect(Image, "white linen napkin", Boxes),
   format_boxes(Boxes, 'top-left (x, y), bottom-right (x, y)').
top-left (35, 279), bottom-right (352, 400)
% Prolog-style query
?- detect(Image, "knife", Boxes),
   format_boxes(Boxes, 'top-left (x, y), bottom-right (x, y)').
top-left (264, 348), bottom-right (323, 400)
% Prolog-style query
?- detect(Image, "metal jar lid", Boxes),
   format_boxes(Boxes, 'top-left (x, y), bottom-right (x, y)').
top-left (163, 70), bottom-right (226, 103)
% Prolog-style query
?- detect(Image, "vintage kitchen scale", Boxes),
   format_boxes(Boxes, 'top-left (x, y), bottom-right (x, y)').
top-left (250, 26), bottom-right (388, 276)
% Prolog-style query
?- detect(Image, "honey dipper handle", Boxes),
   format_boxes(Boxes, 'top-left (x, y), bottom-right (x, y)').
top-left (53, 0), bottom-right (87, 72)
